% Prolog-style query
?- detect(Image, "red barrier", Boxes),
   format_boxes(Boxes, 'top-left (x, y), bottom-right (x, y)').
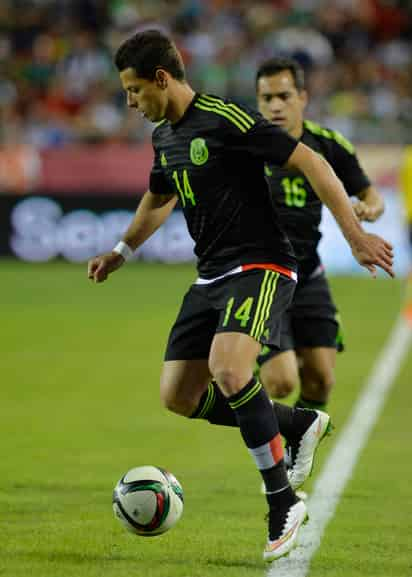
top-left (41, 143), bottom-right (153, 195)
top-left (0, 143), bottom-right (153, 196)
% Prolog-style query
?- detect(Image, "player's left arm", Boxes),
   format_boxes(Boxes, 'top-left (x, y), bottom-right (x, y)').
top-left (353, 186), bottom-right (384, 222)
top-left (286, 142), bottom-right (394, 277)
top-left (223, 109), bottom-right (393, 276)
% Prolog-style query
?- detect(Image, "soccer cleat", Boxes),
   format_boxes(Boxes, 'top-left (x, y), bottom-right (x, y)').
top-left (295, 489), bottom-right (308, 501)
top-left (288, 410), bottom-right (332, 490)
top-left (263, 500), bottom-right (308, 562)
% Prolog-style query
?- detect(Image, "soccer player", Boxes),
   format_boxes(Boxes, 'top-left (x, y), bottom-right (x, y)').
top-left (255, 57), bottom-right (385, 413)
top-left (87, 30), bottom-right (393, 562)
top-left (400, 146), bottom-right (412, 319)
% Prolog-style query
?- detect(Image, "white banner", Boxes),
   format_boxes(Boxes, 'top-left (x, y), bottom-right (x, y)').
top-left (4, 190), bottom-right (410, 275)
top-left (319, 188), bottom-right (410, 276)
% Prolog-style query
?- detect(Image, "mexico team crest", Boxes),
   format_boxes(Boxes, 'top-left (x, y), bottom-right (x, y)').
top-left (190, 138), bottom-right (209, 166)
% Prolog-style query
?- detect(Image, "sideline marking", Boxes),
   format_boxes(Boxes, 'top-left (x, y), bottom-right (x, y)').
top-left (268, 314), bottom-right (412, 577)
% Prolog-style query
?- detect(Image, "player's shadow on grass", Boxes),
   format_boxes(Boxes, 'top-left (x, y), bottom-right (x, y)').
top-left (204, 557), bottom-right (262, 570)
top-left (13, 550), bottom-right (139, 564)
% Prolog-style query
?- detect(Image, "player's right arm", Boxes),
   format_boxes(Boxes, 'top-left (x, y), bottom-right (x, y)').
top-left (87, 191), bottom-right (176, 283)
top-left (225, 109), bottom-right (394, 277)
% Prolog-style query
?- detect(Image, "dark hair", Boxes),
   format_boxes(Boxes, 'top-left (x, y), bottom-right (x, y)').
top-left (115, 29), bottom-right (185, 81)
top-left (256, 57), bottom-right (305, 91)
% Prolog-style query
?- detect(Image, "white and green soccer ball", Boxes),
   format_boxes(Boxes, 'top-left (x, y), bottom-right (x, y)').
top-left (112, 465), bottom-right (184, 536)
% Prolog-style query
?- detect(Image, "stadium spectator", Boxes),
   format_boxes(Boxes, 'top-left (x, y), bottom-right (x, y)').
top-left (0, 0), bottom-right (411, 147)
top-left (400, 145), bottom-right (412, 318)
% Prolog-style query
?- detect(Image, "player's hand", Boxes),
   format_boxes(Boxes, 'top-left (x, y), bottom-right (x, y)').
top-left (351, 232), bottom-right (394, 278)
top-left (353, 200), bottom-right (378, 222)
top-left (87, 252), bottom-right (125, 283)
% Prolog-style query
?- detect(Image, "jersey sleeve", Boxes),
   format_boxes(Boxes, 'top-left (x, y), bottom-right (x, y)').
top-left (328, 135), bottom-right (371, 196)
top-left (223, 109), bottom-right (299, 166)
top-left (149, 132), bottom-right (174, 196)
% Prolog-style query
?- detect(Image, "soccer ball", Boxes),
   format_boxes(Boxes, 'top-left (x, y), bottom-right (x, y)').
top-left (112, 465), bottom-right (184, 536)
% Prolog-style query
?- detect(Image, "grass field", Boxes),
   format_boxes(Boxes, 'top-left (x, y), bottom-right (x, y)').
top-left (1, 261), bottom-right (410, 577)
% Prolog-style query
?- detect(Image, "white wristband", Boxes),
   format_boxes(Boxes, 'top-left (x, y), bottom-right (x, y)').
top-left (113, 241), bottom-right (134, 261)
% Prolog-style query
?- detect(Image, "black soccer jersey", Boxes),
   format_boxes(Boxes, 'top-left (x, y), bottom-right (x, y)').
top-left (264, 120), bottom-right (370, 278)
top-left (149, 93), bottom-right (299, 278)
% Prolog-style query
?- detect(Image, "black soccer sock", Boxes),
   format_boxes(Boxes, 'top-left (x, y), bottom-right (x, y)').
top-left (190, 381), bottom-right (237, 426)
top-left (270, 401), bottom-right (295, 439)
top-left (228, 377), bottom-right (290, 495)
top-left (295, 394), bottom-right (327, 413)
top-left (190, 381), bottom-right (311, 441)
top-left (272, 401), bottom-right (317, 442)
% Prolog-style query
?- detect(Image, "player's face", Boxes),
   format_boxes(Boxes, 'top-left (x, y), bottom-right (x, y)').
top-left (257, 70), bottom-right (307, 138)
top-left (120, 67), bottom-right (168, 122)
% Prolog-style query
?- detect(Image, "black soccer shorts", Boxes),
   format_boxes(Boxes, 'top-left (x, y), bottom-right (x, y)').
top-left (164, 268), bottom-right (296, 361)
top-left (257, 271), bottom-right (343, 367)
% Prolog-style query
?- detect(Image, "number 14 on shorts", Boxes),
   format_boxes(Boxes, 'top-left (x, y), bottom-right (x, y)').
top-left (223, 297), bottom-right (254, 328)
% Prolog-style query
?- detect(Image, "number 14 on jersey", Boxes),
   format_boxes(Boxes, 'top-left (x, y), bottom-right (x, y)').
top-left (172, 169), bottom-right (196, 207)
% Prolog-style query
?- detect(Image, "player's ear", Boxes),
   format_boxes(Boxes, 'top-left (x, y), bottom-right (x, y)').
top-left (300, 90), bottom-right (308, 109)
top-left (155, 68), bottom-right (168, 89)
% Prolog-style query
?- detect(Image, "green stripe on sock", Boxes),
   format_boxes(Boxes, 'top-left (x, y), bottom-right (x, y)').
top-left (198, 382), bottom-right (216, 418)
top-left (229, 380), bottom-right (262, 410)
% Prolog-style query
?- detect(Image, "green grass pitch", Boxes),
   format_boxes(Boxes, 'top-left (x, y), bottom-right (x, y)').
top-left (0, 261), bottom-right (410, 577)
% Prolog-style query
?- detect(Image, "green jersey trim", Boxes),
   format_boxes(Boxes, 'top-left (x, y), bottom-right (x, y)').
top-left (200, 94), bottom-right (255, 127)
top-left (195, 95), bottom-right (255, 133)
top-left (303, 120), bottom-right (355, 155)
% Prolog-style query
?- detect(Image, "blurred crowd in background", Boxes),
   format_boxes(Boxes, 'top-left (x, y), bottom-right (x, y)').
top-left (1, 0), bottom-right (411, 149)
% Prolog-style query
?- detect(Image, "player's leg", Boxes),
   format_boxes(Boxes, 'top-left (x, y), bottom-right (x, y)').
top-left (160, 359), bottom-right (210, 416)
top-left (266, 275), bottom-right (338, 490)
top-left (161, 280), bottom-right (295, 431)
top-left (257, 311), bottom-right (299, 398)
top-left (161, 278), bottom-right (327, 502)
top-left (291, 272), bottom-right (342, 412)
top-left (161, 274), bottom-right (304, 472)
top-left (209, 330), bottom-right (291, 495)
top-left (257, 342), bottom-right (332, 493)
top-left (160, 357), bottom-right (247, 426)
top-left (296, 346), bottom-right (337, 411)
top-left (207, 270), bottom-right (308, 561)
top-left (159, 284), bottom-right (219, 416)
top-left (160, 283), bottom-right (244, 423)
top-left (161, 333), bottom-right (310, 436)
top-left (259, 350), bottom-right (299, 398)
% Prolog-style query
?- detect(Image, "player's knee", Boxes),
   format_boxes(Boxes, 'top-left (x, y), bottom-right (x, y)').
top-left (302, 366), bottom-right (335, 399)
top-left (210, 365), bottom-right (249, 396)
top-left (261, 373), bottom-right (296, 399)
top-left (270, 378), bottom-right (295, 399)
top-left (259, 361), bottom-right (297, 399)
